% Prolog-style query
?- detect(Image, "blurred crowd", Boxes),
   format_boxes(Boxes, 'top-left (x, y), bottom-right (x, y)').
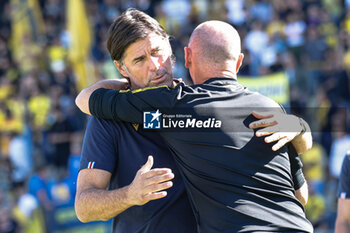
top-left (0, 0), bottom-right (350, 232)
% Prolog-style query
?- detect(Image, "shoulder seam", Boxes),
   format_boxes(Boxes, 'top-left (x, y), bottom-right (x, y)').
top-left (131, 85), bottom-right (170, 94)
top-left (118, 85), bottom-right (170, 93)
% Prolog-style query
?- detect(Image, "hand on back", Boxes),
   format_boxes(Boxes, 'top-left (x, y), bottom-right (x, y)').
top-left (127, 156), bottom-right (174, 206)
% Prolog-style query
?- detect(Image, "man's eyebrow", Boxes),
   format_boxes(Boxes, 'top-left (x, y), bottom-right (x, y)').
top-left (132, 54), bottom-right (145, 63)
top-left (131, 46), bottom-right (162, 63)
top-left (151, 46), bottom-right (161, 51)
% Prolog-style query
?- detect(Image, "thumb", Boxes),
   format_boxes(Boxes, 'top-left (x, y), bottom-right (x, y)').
top-left (140, 155), bottom-right (154, 172)
top-left (252, 111), bottom-right (274, 119)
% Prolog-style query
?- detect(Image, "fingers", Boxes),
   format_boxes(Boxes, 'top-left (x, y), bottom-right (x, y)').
top-left (265, 132), bottom-right (286, 143)
top-left (140, 180), bottom-right (174, 204)
top-left (255, 125), bottom-right (279, 137)
top-left (265, 132), bottom-right (296, 151)
top-left (144, 191), bottom-right (168, 201)
top-left (144, 181), bottom-right (173, 194)
top-left (249, 118), bottom-right (277, 129)
top-left (145, 171), bottom-right (174, 184)
top-left (265, 132), bottom-right (296, 143)
top-left (142, 168), bottom-right (173, 179)
top-left (272, 137), bottom-right (291, 151)
top-left (139, 155), bottom-right (154, 172)
top-left (128, 155), bottom-right (176, 205)
top-left (258, 129), bottom-right (297, 151)
top-left (251, 111), bottom-right (274, 119)
top-left (137, 159), bottom-right (175, 195)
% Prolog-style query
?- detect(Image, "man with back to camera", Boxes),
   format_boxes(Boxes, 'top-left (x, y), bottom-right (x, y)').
top-left (75, 12), bottom-right (314, 232)
top-left (335, 151), bottom-right (350, 233)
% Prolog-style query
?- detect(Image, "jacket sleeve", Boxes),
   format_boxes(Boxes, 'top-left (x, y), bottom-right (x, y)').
top-left (288, 143), bottom-right (305, 190)
top-left (89, 85), bottom-right (181, 123)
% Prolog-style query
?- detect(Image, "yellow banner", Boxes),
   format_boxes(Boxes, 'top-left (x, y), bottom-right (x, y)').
top-left (239, 73), bottom-right (290, 105)
top-left (10, 0), bottom-right (45, 58)
top-left (66, 0), bottom-right (95, 91)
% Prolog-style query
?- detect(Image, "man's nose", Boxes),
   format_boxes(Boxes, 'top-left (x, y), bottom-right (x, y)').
top-left (149, 56), bottom-right (161, 71)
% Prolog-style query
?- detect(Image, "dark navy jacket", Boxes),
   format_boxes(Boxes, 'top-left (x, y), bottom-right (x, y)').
top-left (80, 117), bottom-right (197, 233)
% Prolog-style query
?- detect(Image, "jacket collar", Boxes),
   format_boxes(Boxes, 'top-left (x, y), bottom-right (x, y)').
top-left (203, 77), bottom-right (239, 85)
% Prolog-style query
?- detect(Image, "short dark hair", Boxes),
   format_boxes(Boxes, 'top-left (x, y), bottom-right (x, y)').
top-left (107, 8), bottom-right (169, 62)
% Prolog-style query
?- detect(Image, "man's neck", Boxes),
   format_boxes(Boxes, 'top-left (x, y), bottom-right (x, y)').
top-left (130, 79), bottom-right (175, 90)
top-left (193, 72), bottom-right (237, 85)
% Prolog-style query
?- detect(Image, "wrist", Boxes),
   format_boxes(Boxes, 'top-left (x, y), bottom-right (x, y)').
top-left (295, 117), bottom-right (307, 138)
top-left (124, 184), bottom-right (135, 206)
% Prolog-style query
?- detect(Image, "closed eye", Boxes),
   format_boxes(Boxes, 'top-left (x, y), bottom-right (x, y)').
top-left (152, 46), bottom-right (167, 56)
top-left (133, 56), bottom-right (145, 64)
top-left (151, 49), bottom-right (161, 56)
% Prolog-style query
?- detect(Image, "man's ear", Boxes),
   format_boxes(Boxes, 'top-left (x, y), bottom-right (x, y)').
top-left (114, 60), bottom-right (129, 77)
top-left (184, 47), bottom-right (191, 68)
top-left (236, 53), bottom-right (244, 73)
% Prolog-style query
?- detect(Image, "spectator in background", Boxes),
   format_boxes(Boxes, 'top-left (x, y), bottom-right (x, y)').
top-left (0, 208), bottom-right (19, 233)
top-left (244, 20), bottom-right (269, 75)
top-left (304, 26), bottom-right (327, 95)
top-left (161, 0), bottom-right (191, 33)
top-left (8, 131), bottom-right (32, 183)
top-left (259, 35), bottom-right (280, 74)
top-left (329, 110), bottom-right (350, 179)
top-left (47, 37), bottom-right (67, 74)
top-left (14, 34), bottom-right (43, 75)
top-left (302, 143), bottom-right (327, 195)
top-left (335, 152), bottom-right (350, 233)
top-left (225, 0), bottom-right (246, 26)
top-left (249, 0), bottom-right (272, 24)
top-left (46, 106), bottom-right (74, 175)
top-left (11, 181), bottom-right (39, 231)
top-left (27, 86), bottom-right (51, 133)
top-left (62, 145), bottom-right (81, 202)
top-left (283, 12), bottom-right (306, 66)
top-left (28, 162), bottom-right (53, 213)
top-left (28, 159), bottom-right (53, 232)
top-left (302, 143), bottom-right (327, 226)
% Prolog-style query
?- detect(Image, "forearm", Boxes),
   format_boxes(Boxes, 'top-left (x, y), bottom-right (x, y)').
top-left (335, 220), bottom-right (350, 233)
top-left (75, 186), bottom-right (132, 222)
top-left (89, 88), bottom-right (144, 122)
top-left (89, 84), bottom-right (179, 122)
top-left (291, 118), bottom-right (313, 155)
top-left (335, 199), bottom-right (350, 233)
top-left (295, 181), bottom-right (308, 206)
top-left (291, 131), bottom-right (312, 155)
top-left (75, 79), bottom-right (128, 115)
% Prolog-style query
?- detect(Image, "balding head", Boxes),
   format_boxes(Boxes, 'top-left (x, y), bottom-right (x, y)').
top-left (189, 21), bottom-right (241, 63)
top-left (185, 21), bottom-right (244, 84)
